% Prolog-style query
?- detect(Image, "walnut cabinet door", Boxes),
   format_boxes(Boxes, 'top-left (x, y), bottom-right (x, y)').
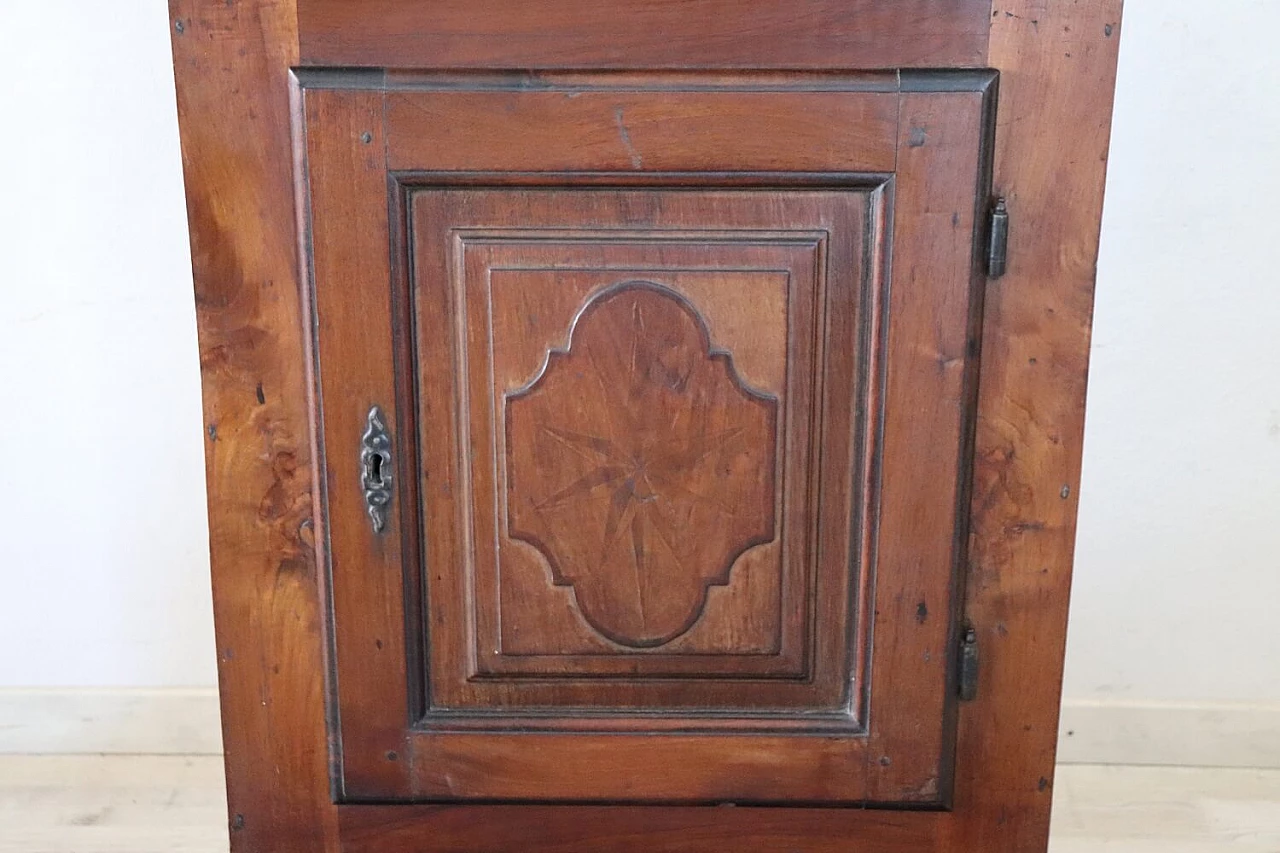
top-left (302, 71), bottom-right (996, 807)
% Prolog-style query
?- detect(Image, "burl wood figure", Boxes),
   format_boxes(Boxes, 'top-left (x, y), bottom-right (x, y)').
top-left (169, 1), bottom-right (1124, 850)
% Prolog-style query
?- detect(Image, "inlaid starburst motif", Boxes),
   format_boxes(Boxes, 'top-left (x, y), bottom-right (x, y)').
top-left (505, 282), bottom-right (779, 648)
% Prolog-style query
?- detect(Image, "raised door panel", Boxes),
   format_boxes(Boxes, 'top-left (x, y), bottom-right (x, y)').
top-left (411, 188), bottom-right (871, 723)
top-left (302, 73), bottom-right (995, 806)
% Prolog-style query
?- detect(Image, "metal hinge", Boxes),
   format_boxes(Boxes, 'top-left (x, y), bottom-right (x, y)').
top-left (986, 198), bottom-right (1009, 278)
top-left (958, 626), bottom-right (980, 701)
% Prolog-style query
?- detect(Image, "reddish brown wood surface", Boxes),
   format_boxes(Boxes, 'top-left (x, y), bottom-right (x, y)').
top-left (303, 87), bottom-right (412, 799)
top-left (505, 281), bottom-right (781, 650)
top-left (305, 80), bottom-right (991, 804)
top-left (167, 0), bottom-right (337, 850)
top-left (339, 804), bottom-right (940, 853)
top-left (298, 0), bottom-right (990, 70)
top-left (944, 3), bottom-right (1126, 852)
top-left (863, 84), bottom-right (994, 804)
top-left (445, 204), bottom-right (839, 689)
top-left (169, 0), bottom-right (1124, 849)
top-left (383, 86), bottom-right (900, 173)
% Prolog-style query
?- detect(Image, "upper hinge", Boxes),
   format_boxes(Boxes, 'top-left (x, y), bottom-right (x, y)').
top-left (958, 626), bottom-right (980, 701)
top-left (986, 198), bottom-right (1009, 279)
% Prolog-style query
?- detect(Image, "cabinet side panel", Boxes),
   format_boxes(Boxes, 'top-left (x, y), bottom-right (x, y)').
top-left (948, 3), bottom-right (1124, 852)
top-left (168, 1), bottom-right (338, 850)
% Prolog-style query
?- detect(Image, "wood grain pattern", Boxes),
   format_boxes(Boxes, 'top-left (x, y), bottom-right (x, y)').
top-left (384, 88), bottom-right (899, 174)
top-left (169, 0), bottom-right (1124, 847)
top-left (301, 78), bottom-right (992, 806)
top-left (167, 1), bottom-right (338, 851)
top-left (401, 189), bottom-right (872, 724)
top-left (462, 229), bottom-right (825, 678)
top-left (297, 0), bottom-right (990, 70)
top-left (339, 803), bottom-right (939, 853)
top-left (944, 3), bottom-right (1126, 852)
top-left (318, 182), bottom-right (892, 798)
top-left (861, 82), bottom-right (996, 805)
top-left (302, 88), bottom-right (414, 798)
top-left (506, 282), bottom-right (779, 650)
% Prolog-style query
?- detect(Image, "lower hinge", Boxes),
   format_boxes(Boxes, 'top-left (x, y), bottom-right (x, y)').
top-left (958, 626), bottom-right (980, 701)
top-left (987, 198), bottom-right (1009, 279)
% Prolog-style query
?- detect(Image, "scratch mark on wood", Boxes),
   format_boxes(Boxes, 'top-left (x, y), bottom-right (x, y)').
top-left (614, 106), bottom-right (643, 169)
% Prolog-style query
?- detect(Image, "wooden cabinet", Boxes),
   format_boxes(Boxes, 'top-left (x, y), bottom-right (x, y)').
top-left (170, 2), bottom-right (1122, 850)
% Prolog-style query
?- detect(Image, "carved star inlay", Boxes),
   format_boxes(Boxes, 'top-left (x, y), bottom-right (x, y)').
top-left (505, 282), bottom-right (779, 648)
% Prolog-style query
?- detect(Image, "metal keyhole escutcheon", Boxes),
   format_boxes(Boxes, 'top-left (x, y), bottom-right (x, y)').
top-left (361, 406), bottom-right (393, 533)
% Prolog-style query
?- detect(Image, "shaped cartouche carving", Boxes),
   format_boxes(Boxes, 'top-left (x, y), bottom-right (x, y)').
top-left (506, 282), bottom-right (778, 648)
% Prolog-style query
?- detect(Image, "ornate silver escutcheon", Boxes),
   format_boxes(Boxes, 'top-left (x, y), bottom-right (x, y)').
top-left (360, 405), bottom-right (393, 534)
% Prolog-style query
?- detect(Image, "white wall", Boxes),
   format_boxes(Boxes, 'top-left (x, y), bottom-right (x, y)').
top-left (0, 1), bottom-right (1276, 724)
top-left (0, 1), bottom-right (215, 687)
top-left (1066, 1), bottom-right (1280, 706)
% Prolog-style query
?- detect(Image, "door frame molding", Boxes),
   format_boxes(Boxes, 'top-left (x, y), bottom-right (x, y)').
top-left (168, 0), bottom-right (1123, 848)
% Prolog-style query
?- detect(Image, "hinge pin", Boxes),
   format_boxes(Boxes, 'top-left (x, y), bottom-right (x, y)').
top-left (959, 627), bottom-right (980, 701)
top-left (987, 198), bottom-right (1009, 279)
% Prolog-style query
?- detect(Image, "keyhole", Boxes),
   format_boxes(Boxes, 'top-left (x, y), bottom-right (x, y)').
top-left (370, 453), bottom-right (384, 485)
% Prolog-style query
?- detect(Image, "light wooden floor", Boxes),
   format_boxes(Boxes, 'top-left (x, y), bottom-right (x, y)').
top-left (0, 757), bottom-right (1276, 852)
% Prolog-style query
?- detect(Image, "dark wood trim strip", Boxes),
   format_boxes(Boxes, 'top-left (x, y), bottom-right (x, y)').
top-left (381, 69), bottom-right (902, 93)
top-left (292, 67), bottom-right (389, 90)
top-left (291, 67), bottom-right (346, 807)
top-left (295, 68), bottom-right (997, 95)
top-left (389, 172), bottom-right (896, 189)
top-left (898, 68), bottom-right (999, 93)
